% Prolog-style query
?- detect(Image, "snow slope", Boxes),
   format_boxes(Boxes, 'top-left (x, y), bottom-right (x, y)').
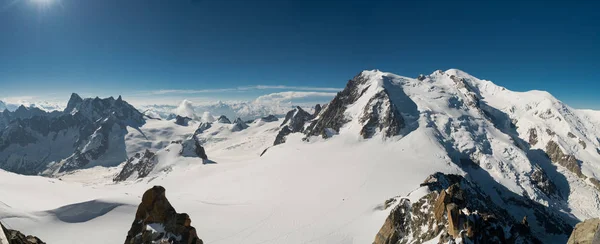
top-left (0, 69), bottom-right (599, 244)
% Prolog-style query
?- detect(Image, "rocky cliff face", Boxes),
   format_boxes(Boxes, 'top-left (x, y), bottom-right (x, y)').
top-left (0, 93), bottom-right (145, 175)
top-left (567, 218), bottom-right (600, 244)
top-left (304, 71), bottom-right (406, 139)
top-left (174, 115), bottom-right (192, 126)
top-left (231, 118), bottom-right (249, 132)
top-left (374, 172), bottom-right (572, 244)
top-left (1, 222), bottom-right (45, 244)
top-left (273, 106), bottom-right (313, 145)
top-left (124, 186), bottom-right (203, 244)
top-left (260, 115), bottom-right (279, 122)
top-left (114, 150), bottom-right (158, 182)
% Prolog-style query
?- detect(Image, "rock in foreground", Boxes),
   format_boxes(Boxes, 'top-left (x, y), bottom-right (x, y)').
top-left (1, 223), bottom-right (45, 244)
top-left (373, 173), bottom-right (564, 244)
top-left (124, 186), bottom-right (203, 244)
top-left (567, 218), bottom-right (600, 244)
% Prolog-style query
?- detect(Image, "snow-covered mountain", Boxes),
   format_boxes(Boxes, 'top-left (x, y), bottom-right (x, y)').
top-left (0, 93), bottom-right (145, 175)
top-left (0, 69), bottom-right (599, 244)
top-left (139, 100), bottom-right (306, 121)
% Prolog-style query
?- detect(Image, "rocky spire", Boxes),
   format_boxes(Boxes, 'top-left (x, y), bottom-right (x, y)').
top-left (65, 93), bottom-right (83, 113)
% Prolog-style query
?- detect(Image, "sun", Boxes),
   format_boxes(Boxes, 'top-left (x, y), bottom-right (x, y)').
top-left (27, 0), bottom-right (60, 11)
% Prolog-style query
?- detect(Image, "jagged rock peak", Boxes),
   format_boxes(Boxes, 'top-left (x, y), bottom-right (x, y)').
top-left (304, 70), bottom-right (405, 139)
top-left (373, 173), bottom-right (561, 244)
top-left (194, 122), bottom-right (212, 134)
top-left (260, 115), bottom-right (279, 122)
top-left (124, 186), bottom-right (203, 244)
top-left (113, 150), bottom-right (157, 182)
top-left (175, 115), bottom-right (192, 126)
top-left (273, 107), bottom-right (313, 145)
top-left (231, 117), bottom-right (249, 132)
top-left (217, 115), bottom-right (231, 124)
top-left (313, 104), bottom-right (322, 117)
top-left (1, 222), bottom-right (45, 244)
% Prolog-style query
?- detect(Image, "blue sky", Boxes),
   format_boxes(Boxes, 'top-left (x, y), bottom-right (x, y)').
top-left (0, 0), bottom-right (598, 108)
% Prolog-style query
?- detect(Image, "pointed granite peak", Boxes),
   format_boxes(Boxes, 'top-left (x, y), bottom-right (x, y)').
top-left (65, 93), bottom-right (84, 113)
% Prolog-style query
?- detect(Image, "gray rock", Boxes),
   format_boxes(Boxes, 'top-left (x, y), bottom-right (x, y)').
top-left (175, 115), bottom-right (192, 126)
top-left (528, 128), bottom-right (538, 145)
top-left (113, 150), bottom-right (158, 182)
top-left (231, 118), bottom-right (249, 132)
top-left (274, 107), bottom-right (313, 145)
top-left (260, 115), bottom-right (279, 122)
top-left (531, 164), bottom-right (557, 196)
top-left (358, 90), bottom-right (404, 139)
top-left (217, 115), bottom-right (231, 124)
top-left (194, 122), bottom-right (212, 134)
top-left (1, 222), bottom-right (45, 244)
top-left (313, 104), bottom-right (322, 117)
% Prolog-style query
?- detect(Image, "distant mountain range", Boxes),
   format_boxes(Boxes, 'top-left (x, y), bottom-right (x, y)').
top-left (1, 69), bottom-right (600, 243)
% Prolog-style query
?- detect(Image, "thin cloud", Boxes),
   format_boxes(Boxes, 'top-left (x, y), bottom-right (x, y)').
top-left (142, 85), bottom-right (341, 95)
top-left (253, 91), bottom-right (337, 104)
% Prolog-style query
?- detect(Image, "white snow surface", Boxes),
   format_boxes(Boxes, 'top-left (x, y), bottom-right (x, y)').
top-left (1, 69), bottom-right (600, 244)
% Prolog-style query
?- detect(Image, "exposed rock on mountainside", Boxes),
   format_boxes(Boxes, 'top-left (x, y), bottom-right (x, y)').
top-left (0, 93), bottom-right (145, 175)
top-left (114, 150), bottom-right (157, 182)
top-left (304, 71), bottom-right (406, 139)
top-left (1, 222), bottom-right (45, 244)
top-left (304, 73), bottom-right (369, 138)
top-left (124, 186), bottom-right (203, 244)
top-left (374, 173), bottom-right (567, 244)
top-left (174, 115), bottom-right (192, 126)
top-left (274, 106), bottom-right (313, 145)
top-left (194, 122), bottom-right (212, 134)
top-left (231, 118), bottom-right (249, 132)
top-left (546, 141), bottom-right (584, 178)
top-left (216, 115), bottom-right (231, 124)
top-left (358, 90), bottom-right (404, 138)
top-left (567, 218), bottom-right (600, 244)
top-left (260, 115), bottom-right (279, 122)
top-left (313, 104), bottom-right (322, 117)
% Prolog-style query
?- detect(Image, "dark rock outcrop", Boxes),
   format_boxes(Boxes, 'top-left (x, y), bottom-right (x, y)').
top-left (174, 116), bottom-right (192, 126)
top-left (274, 107), bottom-right (313, 145)
top-left (304, 73), bottom-right (369, 138)
top-left (546, 141), bottom-right (585, 178)
top-left (124, 186), bottom-right (203, 244)
top-left (231, 118), bottom-right (249, 132)
top-left (304, 71), bottom-right (405, 139)
top-left (217, 115), bottom-right (231, 124)
top-left (373, 173), bottom-right (569, 244)
top-left (178, 138), bottom-right (208, 160)
top-left (530, 164), bottom-right (558, 196)
top-left (114, 150), bottom-right (157, 182)
top-left (260, 115), bottom-right (279, 122)
top-left (567, 218), bottom-right (600, 244)
top-left (358, 90), bottom-right (404, 139)
top-left (194, 122), bottom-right (212, 134)
top-left (1, 222), bottom-right (45, 244)
top-left (528, 128), bottom-right (538, 145)
top-left (313, 104), bottom-right (322, 117)
top-left (65, 93), bottom-right (83, 114)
